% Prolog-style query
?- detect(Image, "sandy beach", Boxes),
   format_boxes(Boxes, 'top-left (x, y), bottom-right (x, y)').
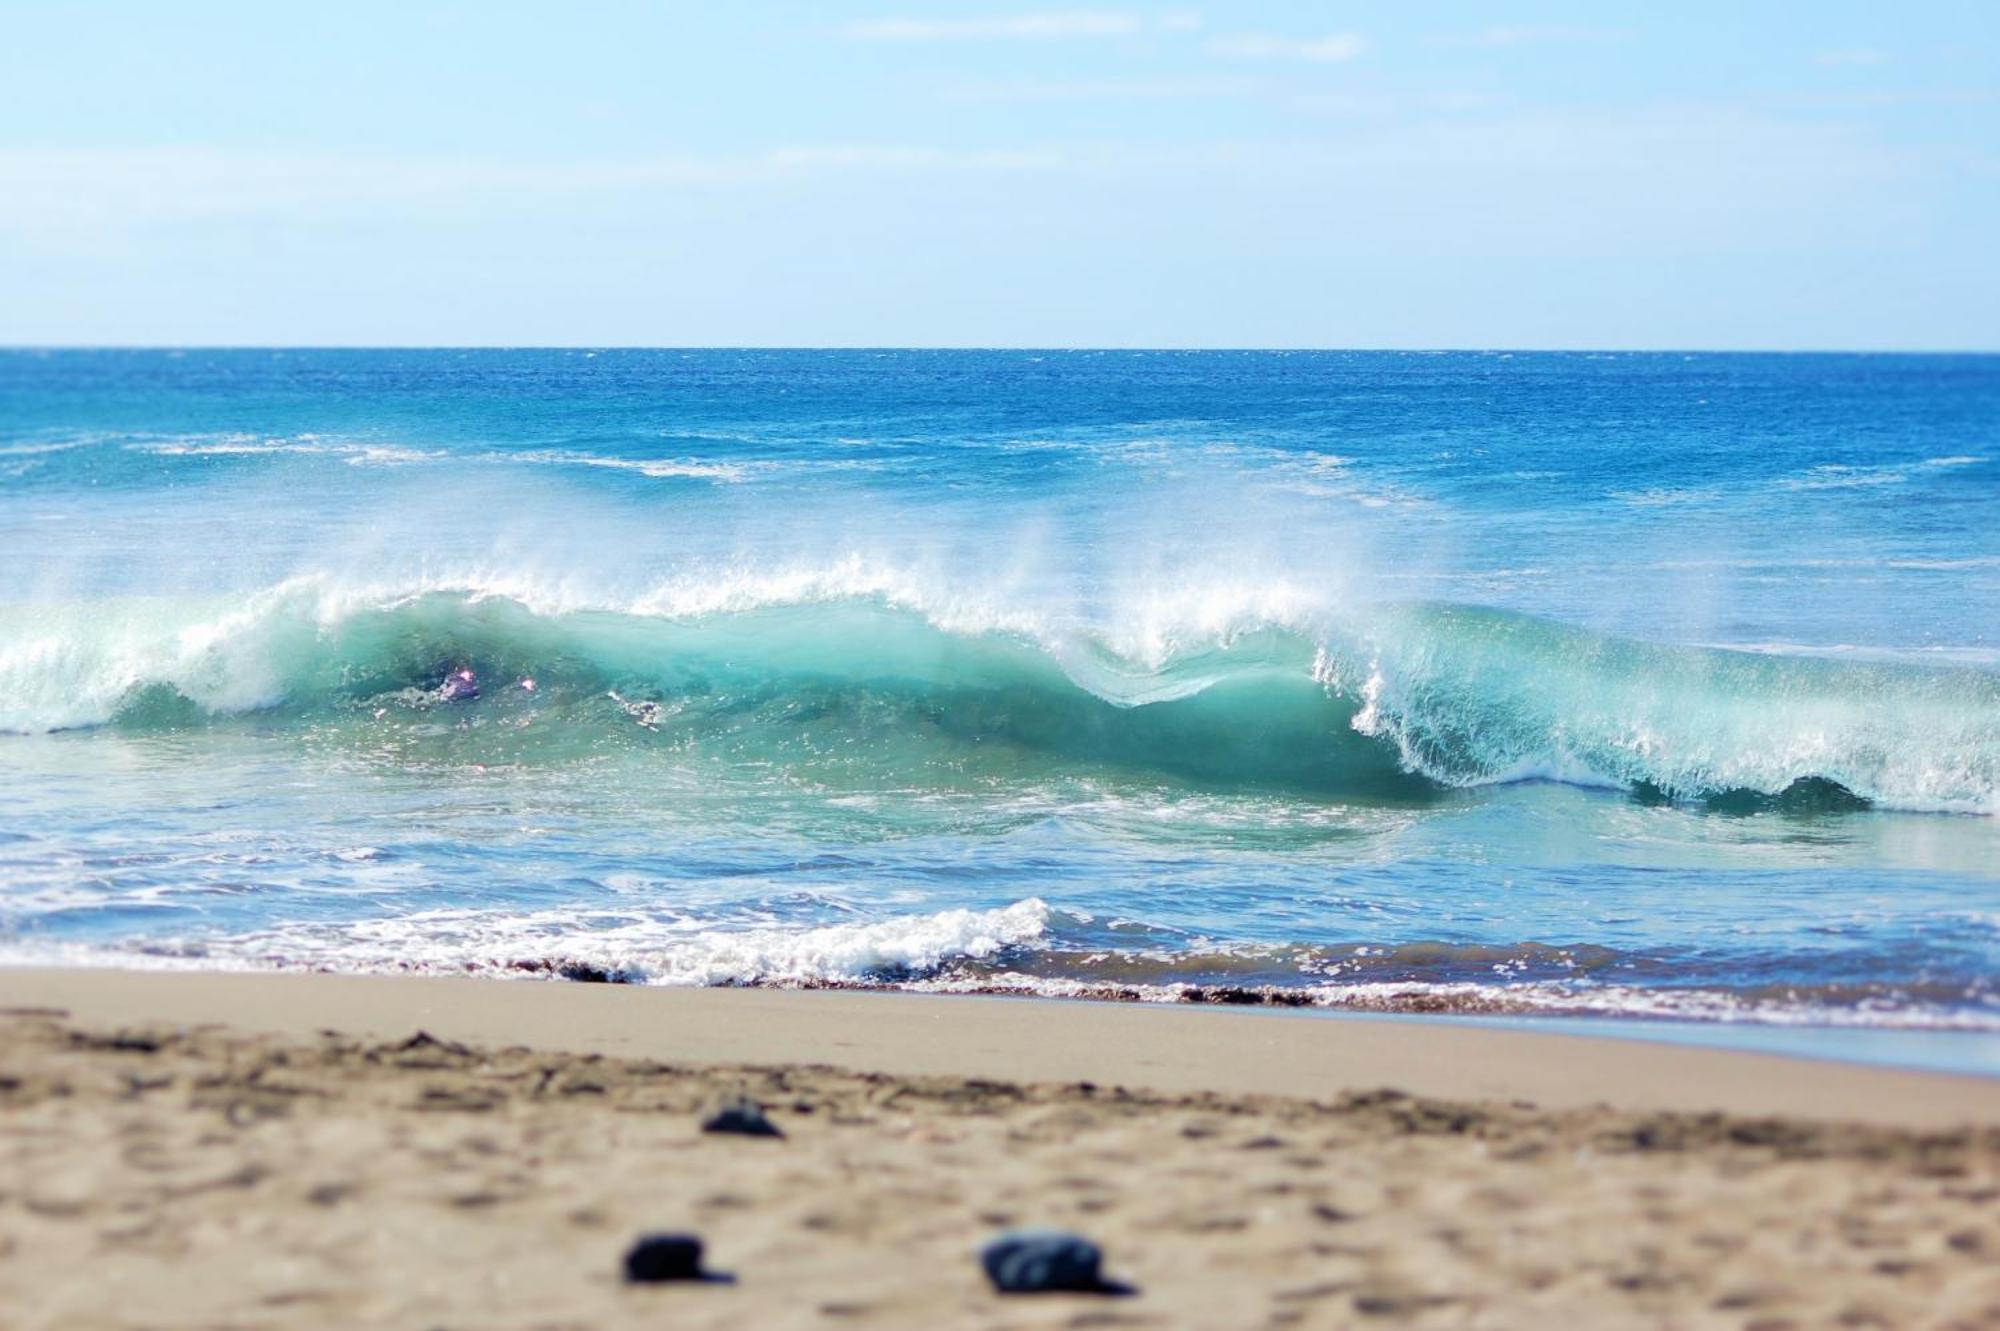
top-left (3, 969), bottom-right (1998, 1329)
top-left (9, 1), bottom-right (2000, 1325)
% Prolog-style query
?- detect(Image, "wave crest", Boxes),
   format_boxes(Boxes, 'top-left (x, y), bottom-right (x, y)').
top-left (1, 577), bottom-right (1995, 812)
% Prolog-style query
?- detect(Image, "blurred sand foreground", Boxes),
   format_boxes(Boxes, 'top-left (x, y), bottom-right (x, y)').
top-left (2, 969), bottom-right (1997, 1329)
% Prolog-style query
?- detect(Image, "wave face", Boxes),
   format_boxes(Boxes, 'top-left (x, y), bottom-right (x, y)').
top-left (1333, 604), bottom-right (2000, 815)
top-left (3, 579), bottom-right (1995, 813)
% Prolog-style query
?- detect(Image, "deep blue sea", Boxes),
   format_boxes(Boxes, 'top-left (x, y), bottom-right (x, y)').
top-left (3, 350), bottom-right (1997, 1067)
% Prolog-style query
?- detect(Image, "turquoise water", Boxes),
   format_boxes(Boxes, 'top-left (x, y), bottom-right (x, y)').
top-left (2, 350), bottom-right (1997, 1061)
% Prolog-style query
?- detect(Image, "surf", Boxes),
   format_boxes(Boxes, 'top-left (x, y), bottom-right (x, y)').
top-left (2, 575), bottom-right (1995, 814)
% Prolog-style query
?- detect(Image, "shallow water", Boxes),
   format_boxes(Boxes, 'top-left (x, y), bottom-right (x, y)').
top-left (2, 350), bottom-right (1997, 1063)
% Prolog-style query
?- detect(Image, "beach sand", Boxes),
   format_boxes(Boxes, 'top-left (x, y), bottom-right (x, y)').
top-left (3, 970), bottom-right (1998, 1329)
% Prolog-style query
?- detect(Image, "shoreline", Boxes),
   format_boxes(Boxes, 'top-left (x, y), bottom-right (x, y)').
top-left (3, 966), bottom-right (1995, 1127)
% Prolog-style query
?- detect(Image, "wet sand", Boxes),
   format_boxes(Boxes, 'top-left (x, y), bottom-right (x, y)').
top-left (3, 968), bottom-right (1998, 1329)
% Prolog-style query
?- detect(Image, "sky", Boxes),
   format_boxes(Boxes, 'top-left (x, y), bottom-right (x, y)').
top-left (1, 1), bottom-right (1996, 348)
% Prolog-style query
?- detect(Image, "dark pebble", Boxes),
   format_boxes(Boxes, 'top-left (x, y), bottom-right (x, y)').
top-left (623, 1233), bottom-right (706, 1283)
top-left (980, 1229), bottom-right (1127, 1294)
top-left (702, 1096), bottom-right (784, 1138)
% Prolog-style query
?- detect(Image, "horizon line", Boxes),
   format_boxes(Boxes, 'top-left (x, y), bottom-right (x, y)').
top-left (5, 343), bottom-right (1999, 356)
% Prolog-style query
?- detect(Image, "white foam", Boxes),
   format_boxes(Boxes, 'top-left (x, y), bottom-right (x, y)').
top-left (6, 918), bottom-right (1997, 1034)
top-left (78, 898), bottom-right (1057, 987)
top-left (501, 449), bottom-right (762, 482)
top-left (128, 436), bottom-right (442, 466)
top-left (902, 972), bottom-right (2000, 1031)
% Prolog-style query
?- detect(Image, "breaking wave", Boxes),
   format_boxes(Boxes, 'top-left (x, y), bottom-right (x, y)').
top-left (1, 574), bottom-right (1996, 813)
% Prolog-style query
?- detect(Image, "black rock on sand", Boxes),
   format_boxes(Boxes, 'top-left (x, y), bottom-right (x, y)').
top-left (980, 1230), bottom-right (1132, 1295)
top-left (623, 1233), bottom-right (731, 1284)
top-left (701, 1094), bottom-right (785, 1138)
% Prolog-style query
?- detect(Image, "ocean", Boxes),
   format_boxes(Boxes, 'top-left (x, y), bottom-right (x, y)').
top-left (2, 349), bottom-right (1997, 1067)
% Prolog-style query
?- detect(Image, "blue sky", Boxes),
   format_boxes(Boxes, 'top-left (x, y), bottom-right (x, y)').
top-left (1, 1), bottom-right (1995, 347)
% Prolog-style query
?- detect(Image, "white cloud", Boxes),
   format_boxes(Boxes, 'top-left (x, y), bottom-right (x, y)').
top-left (846, 12), bottom-right (1149, 40)
top-left (1207, 32), bottom-right (1366, 63)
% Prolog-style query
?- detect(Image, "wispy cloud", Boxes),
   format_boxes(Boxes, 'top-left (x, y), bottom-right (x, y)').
top-left (1207, 32), bottom-right (1366, 63)
top-left (1770, 87), bottom-right (1998, 111)
top-left (949, 75), bottom-right (1253, 101)
top-left (1294, 89), bottom-right (1508, 118)
top-left (1814, 48), bottom-right (1893, 68)
top-left (0, 113), bottom-right (1952, 257)
top-left (0, 143), bottom-right (1231, 229)
top-left (1462, 25), bottom-right (1632, 49)
top-left (846, 12), bottom-right (1174, 41)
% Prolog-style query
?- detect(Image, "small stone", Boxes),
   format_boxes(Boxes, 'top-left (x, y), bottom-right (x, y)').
top-left (623, 1233), bottom-right (706, 1283)
top-left (702, 1096), bottom-right (784, 1138)
top-left (980, 1229), bottom-right (1123, 1294)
